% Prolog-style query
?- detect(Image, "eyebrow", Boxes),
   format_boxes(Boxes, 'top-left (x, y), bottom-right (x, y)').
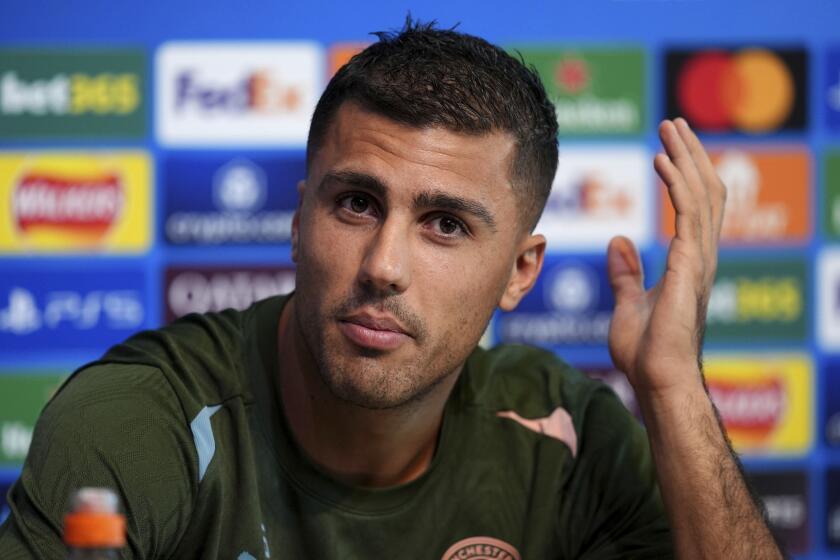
top-left (321, 170), bottom-right (498, 232)
top-left (413, 190), bottom-right (497, 232)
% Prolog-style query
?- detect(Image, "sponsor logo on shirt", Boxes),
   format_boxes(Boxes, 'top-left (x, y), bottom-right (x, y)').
top-left (0, 49), bottom-right (145, 138)
top-left (826, 47), bottom-right (840, 131)
top-left (156, 42), bottom-right (322, 146)
top-left (163, 154), bottom-right (303, 246)
top-left (703, 354), bottom-right (812, 455)
top-left (0, 372), bottom-right (66, 466)
top-left (822, 151), bottom-right (840, 238)
top-left (495, 255), bottom-right (621, 347)
top-left (0, 152), bottom-right (151, 253)
top-left (747, 470), bottom-right (809, 554)
top-left (665, 47), bottom-right (807, 133)
top-left (0, 265), bottom-right (147, 354)
top-left (441, 537), bottom-right (520, 560)
top-left (660, 147), bottom-right (810, 245)
top-left (513, 47), bottom-right (645, 135)
top-left (164, 265), bottom-right (295, 322)
top-left (706, 257), bottom-right (807, 342)
top-left (538, 146), bottom-right (651, 251)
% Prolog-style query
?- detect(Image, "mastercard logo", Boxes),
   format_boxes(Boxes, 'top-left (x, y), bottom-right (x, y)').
top-left (667, 48), bottom-right (807, 133)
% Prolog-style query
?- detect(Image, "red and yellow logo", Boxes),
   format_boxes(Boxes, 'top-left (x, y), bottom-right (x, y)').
top-left (661, 148), bottom-right (810, 244)
top-left (0, 152), bottom-right (151, 252)
top-left (667, 48), bottom-right (806, 133)
top-left (704, 354), bottom-right (812, 455)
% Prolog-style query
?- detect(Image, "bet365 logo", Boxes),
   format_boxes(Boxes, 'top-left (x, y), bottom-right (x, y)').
top-left (0, 50), bottom-right (146, 138)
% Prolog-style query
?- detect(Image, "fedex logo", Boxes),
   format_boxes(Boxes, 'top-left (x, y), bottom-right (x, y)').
top-left (174, 69), bottom-right (302, 114)
top-left (156, 42), bottom-right (322, 146)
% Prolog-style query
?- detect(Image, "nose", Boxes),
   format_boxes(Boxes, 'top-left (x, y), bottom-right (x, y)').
top-left (358, 219), bottom-right (411, 296)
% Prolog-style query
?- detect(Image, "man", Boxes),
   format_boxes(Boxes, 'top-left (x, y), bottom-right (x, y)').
top-left (0, 20), bottom-right (782, 559)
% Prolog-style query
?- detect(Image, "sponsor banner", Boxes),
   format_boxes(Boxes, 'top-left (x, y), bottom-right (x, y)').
top-left (817, 248), bottom-right (840, 350)
top-left (0, 372), bottom-right (66, 465)
top-left (747, 470), bottom-right (809, 554)
top-left (162, 154), bottom-right (303, 246)
top-left (828, 469), bottom-right (840, 549)
top-left (156, 42), bottom-right (323, 146)
top-left (0, 264), bottom-right (148, 354)
top-left (665, 47), bottom-right (807, 134)
top-left (0, 49), bottom-right (145, 138)
top-left (824, 358), bottom-right (840, 447)
top-left (580, 366), bottom-right (639, 418)
top-left (538, 146), bottom-right (651, 251)
top-left (494, 254), bottom-right (626, 347)
top-left (660, 147), bottom-right (810, 245)
top-left (824, 151), bottom-right (840, 238)
top-left (0, 152), bottom-right (151, 253)
top-left (328, 43), bottom-right (367, 77)
top-left (827, 47), bottom-right (840, 131)
top-left (164, 265), bottom-right (295, 322)
top-left (706, 257), bottom-right (807, 343)
top-left (513, 47), bottom-right (645, 135)
top-left (704, 354), bottom-right (812, 455)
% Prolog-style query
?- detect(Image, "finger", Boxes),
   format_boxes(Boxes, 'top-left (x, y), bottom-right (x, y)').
top-left (655, 152), bottom-right (700, 245)
top-left (607, 236), bottom-right (645, 304)
top-left (674, 118), bottom-right (727, 239)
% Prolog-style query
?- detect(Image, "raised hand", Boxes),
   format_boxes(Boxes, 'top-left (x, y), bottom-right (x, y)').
top-left (606, 118), bottom-right (727, 396)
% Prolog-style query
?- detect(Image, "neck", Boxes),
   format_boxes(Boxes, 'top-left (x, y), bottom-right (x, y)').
top-left (276, 297), bottom-right (460, 488)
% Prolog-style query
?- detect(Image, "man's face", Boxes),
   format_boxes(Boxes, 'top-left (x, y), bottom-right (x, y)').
top-left (292, 102), bottom-right (540, 410)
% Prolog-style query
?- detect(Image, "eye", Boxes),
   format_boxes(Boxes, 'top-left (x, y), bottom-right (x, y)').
top-left (337, 193), bottom-right (377, 217)
top-left (428, 214), bottom-right (469, 238)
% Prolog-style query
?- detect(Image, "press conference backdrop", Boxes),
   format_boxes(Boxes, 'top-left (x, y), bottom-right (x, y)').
top-left (1, 0), bottom-right (839, 556)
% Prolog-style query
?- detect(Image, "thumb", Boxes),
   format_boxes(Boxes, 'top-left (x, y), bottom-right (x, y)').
top-left (607, 236), bottom-right (644, 303)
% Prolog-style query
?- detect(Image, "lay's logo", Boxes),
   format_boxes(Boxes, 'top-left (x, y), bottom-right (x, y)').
top-left (704, 354), bottom-right (812, 455)
top-left (709, 378), bottom-right (784, 443)
top-left (14, 170), bottom-right (123, 241)
top-left (0, 153), bottom-right (150, 253)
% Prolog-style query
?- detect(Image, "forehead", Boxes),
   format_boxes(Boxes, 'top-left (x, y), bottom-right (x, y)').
top-left (310, 103), bottom-right (518, 206)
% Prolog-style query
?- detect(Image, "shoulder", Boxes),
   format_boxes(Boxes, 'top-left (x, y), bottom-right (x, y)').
top-left (462, 343), bottom-right (609, 417)
top-left (460, 343), bottom-right (638, 458)
top-left (79, 294), bottom-right (285, 415)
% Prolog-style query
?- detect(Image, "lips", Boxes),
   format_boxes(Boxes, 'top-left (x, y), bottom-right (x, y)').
top-left (337, 312), bottom-right (412, 351)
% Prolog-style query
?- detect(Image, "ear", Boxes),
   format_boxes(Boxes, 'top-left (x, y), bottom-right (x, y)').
top-left (499, 233), bottom-right (546, 311)
top-left (291, 180), bottom-right (306, 263)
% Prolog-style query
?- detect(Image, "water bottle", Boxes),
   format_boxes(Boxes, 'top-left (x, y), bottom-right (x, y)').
top-left (64, 487), bottom-right (126, 559)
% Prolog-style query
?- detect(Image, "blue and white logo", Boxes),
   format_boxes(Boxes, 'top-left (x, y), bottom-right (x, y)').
top-left (496, 255), bottom-right (616, 347)
top-left (163, 154), bottom-right (304, 246)
top-left (0, 264), bottom-right (148, 355)
top-left (213, 159), bottom-right (267, 213)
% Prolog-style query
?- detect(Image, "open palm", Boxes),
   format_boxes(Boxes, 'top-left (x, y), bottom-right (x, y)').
top-left (607, 119), bottom-right (727, 395)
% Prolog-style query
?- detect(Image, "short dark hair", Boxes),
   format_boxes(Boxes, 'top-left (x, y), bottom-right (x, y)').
top-left (306, 18), bottom-right (558, 231)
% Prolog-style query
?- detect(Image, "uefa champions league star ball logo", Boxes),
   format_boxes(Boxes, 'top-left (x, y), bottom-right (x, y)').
top-left (545, 263), bottom-right (598, 314)
top-left (212, 158), bottom-right (267, 213)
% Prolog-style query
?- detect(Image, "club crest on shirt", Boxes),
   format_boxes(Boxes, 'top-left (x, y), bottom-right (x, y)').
top-left (441, 537), bottom-right (521, 560)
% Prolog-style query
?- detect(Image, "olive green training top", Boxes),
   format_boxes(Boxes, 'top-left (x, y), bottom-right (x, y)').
top-left (0, 294), bottom-right (673, 559)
